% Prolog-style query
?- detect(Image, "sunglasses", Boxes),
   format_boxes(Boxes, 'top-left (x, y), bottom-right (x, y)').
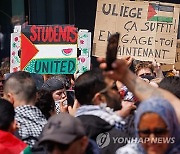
top-left (138, 128), bottom-right (168, 137)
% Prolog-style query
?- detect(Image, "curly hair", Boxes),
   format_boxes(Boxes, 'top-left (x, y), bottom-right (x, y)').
top-left (135, 61), bottom-right (154, 75)
top-left (35, 90), bottom-right (55, 120)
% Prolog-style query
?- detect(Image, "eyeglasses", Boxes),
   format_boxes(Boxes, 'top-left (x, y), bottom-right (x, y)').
top-left (138, 128), bottom-right (168, 137)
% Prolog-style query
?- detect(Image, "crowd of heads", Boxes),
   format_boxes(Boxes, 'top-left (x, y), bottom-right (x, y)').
top-left (0, 57), bottom-right (180, 154)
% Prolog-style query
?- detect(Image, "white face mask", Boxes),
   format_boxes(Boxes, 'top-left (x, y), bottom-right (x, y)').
top-left (54, 100), bottom-right (68, 114)
top-left (62, 99), bottom-right (68, 106)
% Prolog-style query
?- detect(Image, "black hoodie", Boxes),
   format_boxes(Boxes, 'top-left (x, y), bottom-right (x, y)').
top-left (78, 115), bottom-right (131, 154)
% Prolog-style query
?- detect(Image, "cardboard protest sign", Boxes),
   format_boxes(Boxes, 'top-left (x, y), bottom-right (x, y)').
top-left (77, 30), bottom-right (91, 74)
top-left (21, 25), bottom-right (78, 74)
top-left (160, 64), bottom-right (172, 71)
top-left (10, 33), bottom-right (21, 73)
top-left (160, 40), bottom-right (180, 71)
top-left (174, 40), bottom-right (180, 70)
top-left (93, 0), bottom-right (179, 64)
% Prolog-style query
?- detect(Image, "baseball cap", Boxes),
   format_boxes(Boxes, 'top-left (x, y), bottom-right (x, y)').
top-left (41, 78), bottom-right (65, 92)
top-left (38, 113), bottom-right (86, 145)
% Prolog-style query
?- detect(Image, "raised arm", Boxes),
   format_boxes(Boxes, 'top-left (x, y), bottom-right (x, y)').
top-left (101, 58), bottom-right (180, 123)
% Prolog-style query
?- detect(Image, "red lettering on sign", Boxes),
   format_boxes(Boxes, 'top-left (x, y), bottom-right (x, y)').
top-left (70, 26), bottom-right (78, 43)
top-left (59, 26), bottom-right (67, 42)
top-left (54, 26), bottom-right (59, 42)
top-left (29, 25), bottom-right (77, 43)
top-left (48, 27), bottom-right (54, 42)
top-left (42, 27), bottom-right (48, 42)
top-left (36, 26), bottom-right (42, 41)
top-left (30, 25), bottom-right (37, 42)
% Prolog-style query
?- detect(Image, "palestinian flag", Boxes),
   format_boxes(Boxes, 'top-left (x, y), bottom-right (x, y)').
top-left (147, 3), bottom-right (174, 23)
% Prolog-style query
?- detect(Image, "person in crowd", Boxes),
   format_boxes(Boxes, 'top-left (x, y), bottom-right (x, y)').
top-left (0, 98), bottom-right (28, 153)
top-left (3, 71), bottom-right (47, 147)
top-left (66, 74), bottom-right (75, 90)
top-left (149, 77), bottom-right (162, 87)
top-left (43, 74), bottom-right (71, 90)
top-left (99, 56), bottom-right (180, 123)
top-left (98, 56), bottom-right (180, 153)
top-left (35, 89), bottom-right (56, 120)
top-left (116, 97), bottom-right (180, 154)
top-left (135, 61), bottom-right (155, 81)
top-left (38, 113), bottom-right (100, 154)
top-left (41, 76), bottom-right (67, 114)
top-left (53, 75), bottom-right (72, 90)
top-left (0, 57), bottom-right (10, 76)
top-left (159, 76), bottom-right (180, 99)
top-left (74, 68), bottom-right (136, 154)
top-left (43, 74), bottom-right (54, 81)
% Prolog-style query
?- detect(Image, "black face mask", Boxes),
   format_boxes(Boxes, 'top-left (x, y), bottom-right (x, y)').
top-left (140, 75), bottom-right (155, 81)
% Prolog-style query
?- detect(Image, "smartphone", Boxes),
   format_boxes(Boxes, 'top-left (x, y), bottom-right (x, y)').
top-left (66, 90), bottom-right (75, 107)
top-left (106, 33), bottom-right (120, 70)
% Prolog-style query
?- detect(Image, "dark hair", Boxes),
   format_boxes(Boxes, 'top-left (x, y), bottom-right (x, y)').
top-left (0, 98), bottom-right (15, 131)
top-left (0, 57), bottom-right (10, 76)
top-left (3, 71), bottom-right (36, 104)
top-left (35, 90), bottom-right (55, 120)
top-left (74, 69), bottom-right (106, 105)
top-left (135, 61), bottom-right (154, 75)
top-left (159, 76), bottom-right (180, 99)
top-left (52, 75), bottom-right (71, 90)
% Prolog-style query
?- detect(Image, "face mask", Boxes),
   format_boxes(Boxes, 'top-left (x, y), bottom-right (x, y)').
top-left (54, 100), bottom-right (68, 114)
top-left (140, 75), bottom-right (155, 81)
top-left (54, 100), bottom-right (60, 114)
top-left (55, 100), bottom-right (68, 106)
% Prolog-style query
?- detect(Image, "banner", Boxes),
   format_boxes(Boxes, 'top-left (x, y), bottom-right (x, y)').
top-left (21, 25), bottom-right (78, 74)
top-left (174, 40), bottom-right (180, 70)
top-left (93, 1), bottom-right (179, 64)
top-left (161, 40), bottom-right (180, 71)
top-left (77, 30), bottom-right (91, 74)
top-left (10, 33), bottom-right (21, 72)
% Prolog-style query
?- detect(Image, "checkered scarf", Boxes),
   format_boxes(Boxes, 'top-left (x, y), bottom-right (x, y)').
top-left (15, 105), bottom-right (47, 147)
top-left (76, 104), bottom-right (135, 137)
top-left (76, 104), bottom-right (125, 128)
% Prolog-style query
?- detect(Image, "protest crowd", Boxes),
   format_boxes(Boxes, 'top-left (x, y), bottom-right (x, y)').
top-left (0, 0), bottom-right (180, 154)
top-left (0, 55), bottom-right (180, 154)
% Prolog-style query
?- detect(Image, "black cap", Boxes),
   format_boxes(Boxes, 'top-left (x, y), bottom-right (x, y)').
top-left (38, 113), bottom-right (86, 145)
top-left (41, 78), bottom-right (65, 92)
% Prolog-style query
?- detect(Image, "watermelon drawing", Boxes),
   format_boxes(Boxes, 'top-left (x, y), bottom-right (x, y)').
top-left (62, 48), bottom-right (73, 56)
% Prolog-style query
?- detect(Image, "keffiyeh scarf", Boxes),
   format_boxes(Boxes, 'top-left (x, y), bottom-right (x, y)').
top-left (15, 105), bottom-right (47, 147)
top-left (76, 104), bottom-right (133, 134)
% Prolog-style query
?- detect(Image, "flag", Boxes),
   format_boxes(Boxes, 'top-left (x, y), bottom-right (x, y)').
top-left (147, 3), bottom-right (174, 23)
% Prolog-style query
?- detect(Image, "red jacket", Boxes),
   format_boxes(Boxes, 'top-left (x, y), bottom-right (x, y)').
top-left (0, 130), bottom-right (27, 154)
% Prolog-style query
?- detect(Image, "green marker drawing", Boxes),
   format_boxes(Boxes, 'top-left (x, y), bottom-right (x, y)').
top-left (82, 66), bottom-right (88, 72)
top-left (79, 34), bottom-right (88, 39)
top-left (14, 56), bottom-right (20, 63)
top-left (13, 42), bottom-right (16, 48)
top-left (82, 48), bottom-right (88, 54)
